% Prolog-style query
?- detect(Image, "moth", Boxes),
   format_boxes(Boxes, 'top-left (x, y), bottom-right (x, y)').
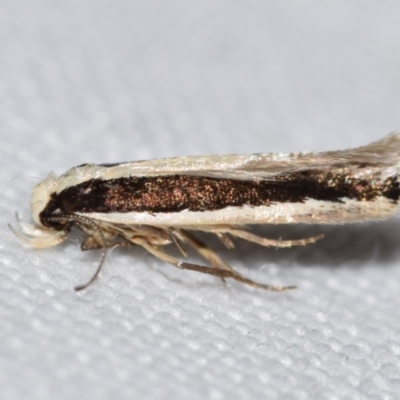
top-left (10, 133), bottom-right (400, 291)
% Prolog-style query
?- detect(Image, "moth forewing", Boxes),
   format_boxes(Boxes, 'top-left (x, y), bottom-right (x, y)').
top-left (11, 132), bottom-right (400, 291)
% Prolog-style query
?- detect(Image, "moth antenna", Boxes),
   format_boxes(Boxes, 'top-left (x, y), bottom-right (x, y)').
top-left (44, 214), bottom-right (107, 291)
top-left (74, 249), bottom-right (106, 291)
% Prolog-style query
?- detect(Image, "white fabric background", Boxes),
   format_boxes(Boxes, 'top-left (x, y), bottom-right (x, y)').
top-left (1, 1), bottom-right (400, 399)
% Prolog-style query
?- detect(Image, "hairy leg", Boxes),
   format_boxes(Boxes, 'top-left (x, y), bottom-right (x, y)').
top-left (221, 227), bottom-right (324, 248)
top-left (170, 228), bottom-right (235, 273)
top-left (132, 237), bottom-right (296, 291)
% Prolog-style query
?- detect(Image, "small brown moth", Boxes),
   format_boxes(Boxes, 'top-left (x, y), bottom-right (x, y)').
top-left (10, 133), bottom-right (400, 291)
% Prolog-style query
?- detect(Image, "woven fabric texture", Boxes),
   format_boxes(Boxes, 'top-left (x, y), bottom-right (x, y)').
top-left (1, 2), bottom-right (400, 399)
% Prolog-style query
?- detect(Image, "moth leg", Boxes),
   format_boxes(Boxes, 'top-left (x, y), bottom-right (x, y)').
top-left (180, 263), bottom-right (296, 291)
top-left (169, 232), bottom-right (188, 257)
top-left (80, 225), bottom-right (171, 251)
top-left (122, 225), bottom-right (172, 248)
top-left (133, 237), bottom-right (295, 291)
top-left (226, 228), bottom-right (324, 248)
top-left (170, 228), bottom-right (236, 273)
top-left (81, 232), bottom-right (130, 251)
top-left (215, 232), bottom-right (235, 249)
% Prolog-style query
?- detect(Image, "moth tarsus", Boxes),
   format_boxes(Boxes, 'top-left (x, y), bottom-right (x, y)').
top-left (11, 133), bottom-right (400, 291)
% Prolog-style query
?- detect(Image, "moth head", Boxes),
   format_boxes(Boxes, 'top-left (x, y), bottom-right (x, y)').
top-left (30, 172), bottom-right (58, 226)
